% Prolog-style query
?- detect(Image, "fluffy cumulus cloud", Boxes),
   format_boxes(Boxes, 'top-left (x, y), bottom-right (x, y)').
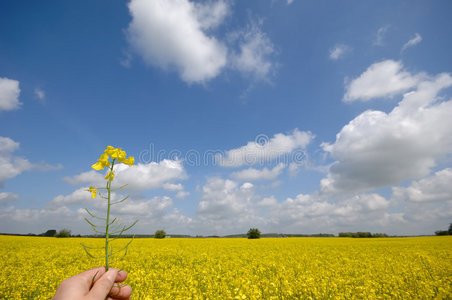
top-left (50, 187), bottom-right (93, 207)
top-left (64, 159), bottom-right (187, 190)
top-left (1, 192), bottom-right (193, 235)
top-left (229, 20), bottom-right (276, 80)
top-left (401, 33), bottom-right (422, 52)
top-left (274, 193), bottom-right (400, 233)
top-left (126, 0), bottom-right (277, 84)
top-left (0, 137), bottom-right (32, 187)
top-left (193, 174), bottom-right (406, 235)
top-left (218, 129), bottom-right (313, 167)
top-left (231, 163), bottom-right (285, 181)
top-left (392, 168), bottom-right (452, 203)
top-left (126, 0), bottom-right (228, 83)
top-left (344, 60), bottom-right (423, 102)
top-left (198, 178), bottom-right (254, 220)
top-left (0, 77), bottom-right (21, 112)
top-left (195, 178), bottom-right (271, 234)
top-left (322, 64), bottom-right (452, 194)
top-left (329, 44), bottom-right (351, 60)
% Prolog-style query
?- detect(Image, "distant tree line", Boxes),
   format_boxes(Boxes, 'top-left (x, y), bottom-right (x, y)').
top-left (39, 229), bottom-right (76, 238)
top-left (338, 232), bottom-right (388, 238)
top-left (435, 223), bottom-right (452, 236)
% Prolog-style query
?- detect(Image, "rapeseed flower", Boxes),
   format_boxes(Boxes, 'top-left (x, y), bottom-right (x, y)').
top-left (84, 146), bottom-right (137, 271)
top-left (87, 186), bottom-right (97, 198)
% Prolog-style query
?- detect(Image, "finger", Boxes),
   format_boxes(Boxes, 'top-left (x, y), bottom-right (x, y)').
top-left (88, 268), bottom-right (119, 299)
top-left (115, 270), bottom-right (128, 283)
top-left (77, 267), bottom-right (107, 288)
top-left (108, 283), bottom-right (133, 299)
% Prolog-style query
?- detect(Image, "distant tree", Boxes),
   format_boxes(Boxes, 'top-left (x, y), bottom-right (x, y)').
top-left (339, 232), bottom-right (353, 237)
top-left (42, 229), bottom-right (57, 237)
top-left (154, 230), bottom-right (166, 239)
top-left (372, 233), bottom-right (389, 238)
top-left (435, 223), bottom-right (452, 236)
top-left (247, 228), bottom-right (261, 239)
top-left (339, 232), bottom-right (385, 238)
top-left (356, 232), bottom-right (372, 238)
top-left (435, 230), bottom-right (448, 236)
top-left (55, 229), bottom-right (71, 238)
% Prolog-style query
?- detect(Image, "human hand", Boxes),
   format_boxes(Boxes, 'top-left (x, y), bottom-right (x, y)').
top-left (53, 267), bottom-right (132, 300)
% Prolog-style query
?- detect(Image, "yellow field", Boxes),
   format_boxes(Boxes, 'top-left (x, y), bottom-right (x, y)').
top-left (1, 235), bottom-right (451, 299)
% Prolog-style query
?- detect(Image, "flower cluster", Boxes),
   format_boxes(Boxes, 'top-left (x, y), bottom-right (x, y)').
top-left (88, 146), bottom-right (134, 198)
top-left (91, 146), bottom-right (134, 171)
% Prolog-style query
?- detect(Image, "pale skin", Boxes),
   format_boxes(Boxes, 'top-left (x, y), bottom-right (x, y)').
top-left (53, 267), bottom-right (132, 300)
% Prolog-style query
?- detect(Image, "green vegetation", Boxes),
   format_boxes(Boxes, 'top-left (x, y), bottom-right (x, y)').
top-left (339, 232), bottom-right (388, 238)
top-left (55, 229), bottom-right (71, 238)
top-left (247, 228), bottom-right (261, 239)
top-left (435, 223), bottom-right (452, 236)
top-left (41, 229), bottom-right (57, 237)
top-left (154, 229), bottom-right (166, 239)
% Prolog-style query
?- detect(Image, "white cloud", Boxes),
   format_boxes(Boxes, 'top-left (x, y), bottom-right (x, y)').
top-left (231, 163), bottom-right (285, 181)
top-left (194, 0), bottom-right (229, 30)
top-left (175, 190), bottom-right (190, 199)
top-left (63, 170), bottom-right (104, 186)
top-left (64, 159), bottom-right (187, 190)
top-left (34, 88), bottom-right (45, 101)
top-left (329, 44), bottom-right (351, 60)
top-left (229, 20), bottom-right (276, 80)
top-left (198, 178), bottom-right (254, 220)
top-left (257, 196), bottom-right (277, 207)
top-left (322, 70), bottom-right (452, 194)
top-left (194, 177), bottom-right (395, 235)
top-left (0, 137), bottom-right (32, 187)
top-left (0, 77), bottom-right (21, 112)
top-left (112, 196), bottom-right (173, 217)
top-left (401, 33), bottom-right (422, 52)
top-left (392, 168), bottom-right (452, 203)
top-left (163, 183), bottom-right (190, 199)
top-left (374, 26), bottom-right (389, 46)
top-left (126, 0), bottom-right (228, 83)
top-left (0, 205), bottom-right (81, 234)
top-left (287, 0), bottom-right (294, 4)
top-left (273, 192), bottom-right (401, 234)
top-left (0, 192), bottom-right (19, 205)
top-left (163, 183), bottom-right (184, 191)
top-left (50, 187), bottom-right (93, 207)
top-left (218, 129), bottom-right (313, 167)
top-left (344, 60), bottom-right (423, 102)
top-left (1, 193), bottom-right (193, 235)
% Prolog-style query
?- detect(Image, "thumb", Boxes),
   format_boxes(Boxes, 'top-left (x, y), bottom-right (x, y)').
top-left (88, 269), bottom-right (118, 299)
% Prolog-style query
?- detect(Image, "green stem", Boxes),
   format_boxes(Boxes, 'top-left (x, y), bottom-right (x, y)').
top-left (105, 159), bottom-right (115, 271)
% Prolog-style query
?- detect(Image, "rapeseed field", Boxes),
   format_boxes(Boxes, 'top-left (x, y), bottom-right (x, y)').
top-left (1, 235), bottom-right (451, 299)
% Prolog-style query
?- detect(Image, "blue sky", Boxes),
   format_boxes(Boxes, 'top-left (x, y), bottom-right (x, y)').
top-left (1, 0), bottom-right (451, 235)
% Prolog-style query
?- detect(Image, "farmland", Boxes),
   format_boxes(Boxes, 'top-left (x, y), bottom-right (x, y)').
top-left (1, 235), bottom-right (451, 299)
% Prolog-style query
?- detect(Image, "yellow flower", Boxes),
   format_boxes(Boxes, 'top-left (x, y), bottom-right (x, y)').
top-left (123, 156), bottom-right (135, 166)
top-left (104, 170), bottom-right (115, 181)
top-left (87, 186), bottom-right (97, 198)
top-left (92, 153), bottom-right (111, 170)
top-left (110, 147), bottom-right (126, 161)
top-left (91, 162), bottom-right (103, 170)
top-left (104, 145), bottom-right (115, 156)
